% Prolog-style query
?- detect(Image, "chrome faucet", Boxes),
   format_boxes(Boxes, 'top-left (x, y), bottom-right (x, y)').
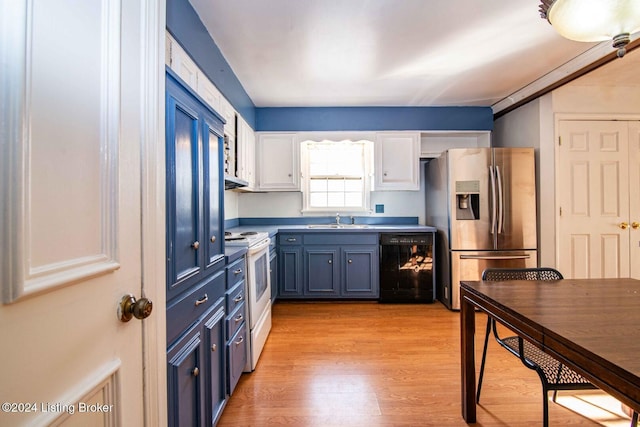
top-left (335, 213), bottom-right (340, 224)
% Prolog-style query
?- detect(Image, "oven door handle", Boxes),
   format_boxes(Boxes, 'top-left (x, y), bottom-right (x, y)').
top-left (248, 238), bottom-right (271, 254)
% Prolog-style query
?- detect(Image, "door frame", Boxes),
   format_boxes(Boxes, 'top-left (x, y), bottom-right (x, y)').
top-left (0, 0), bottom-right (167, 424)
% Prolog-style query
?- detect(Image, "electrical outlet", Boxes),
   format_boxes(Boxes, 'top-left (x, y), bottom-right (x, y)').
top-left (375, 204), bottom-right (384, 213)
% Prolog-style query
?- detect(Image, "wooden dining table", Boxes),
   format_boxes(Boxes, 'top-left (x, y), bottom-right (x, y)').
top-left (460, 277), bottom-right (640, 423)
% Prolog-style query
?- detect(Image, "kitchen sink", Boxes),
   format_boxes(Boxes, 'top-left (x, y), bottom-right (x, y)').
top-left (306, 224), bottom-right (369, 229)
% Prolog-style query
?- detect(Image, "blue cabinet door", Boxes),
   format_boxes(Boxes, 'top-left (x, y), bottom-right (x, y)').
top-left (166, 70), bottom-right (225, 302)
top-left (166, 85), bottom-right (202, 300)
top-left (305, 247), bottom-right (339, 296)
top-left (202, 113), bottom-right (224, 274)
top-left (279, 247), bottom-right (303, 296)
top-left (342, 246), bottom-right (379, 298)
top-left (167, 323), bottom-right (204, 427)
top-left (204, 301), bottom-right (226, 426)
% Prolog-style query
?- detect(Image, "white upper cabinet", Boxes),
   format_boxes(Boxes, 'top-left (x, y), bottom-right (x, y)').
top-left (237, 116), bottom-right (256, 189)
top-left (167, 32), bottom-right (223, 117)
top-left (220, 97), bottom-right (236, 137)
top-left (197, 76), bottom-right (222, 114)
top-left (256, 133), bottom-right (300, 191)
top-left (420, 131), bottom-right (491, 158)
top-left (374, 132), bottom-right (420, 191)
top-left (167, 35), bottom-right (198, 89)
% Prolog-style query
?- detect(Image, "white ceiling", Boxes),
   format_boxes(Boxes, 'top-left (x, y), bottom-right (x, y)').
top-left (189, 0), bottom-right (640, 109)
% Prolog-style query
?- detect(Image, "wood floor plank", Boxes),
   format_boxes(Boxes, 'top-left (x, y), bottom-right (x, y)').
top-left (218, 301), bottom-right (603, 426)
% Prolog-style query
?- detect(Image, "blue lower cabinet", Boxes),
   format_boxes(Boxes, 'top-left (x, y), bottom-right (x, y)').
top-left (167, 322), bottom-right (204, 427)
top-left (305, 247), bottom-right (339, 296)
top-left (278, 246), bottom-right (303, 297)
top-left (227, 323), bottom-right (247, 395)
top-left (204, 303), bottom-right (226, 426)
top-left (342, 247), bottom-right (379, 297)
top-left (167, 298), bottom-right (226, 427)
top-left (277, 233), bottom-right (379, 299)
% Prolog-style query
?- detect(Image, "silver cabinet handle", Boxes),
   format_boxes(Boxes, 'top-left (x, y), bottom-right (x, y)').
top-left (348, 259), bottom-right (353, 264)
top-left (234, 268), bottom-right (243, 275)
top-left (194, 294), bottom-right (208, 306)
top-left (211, 344), bottom-right (217, 352)
top-left (233, 294), bottom-right (244, 303)
top-left (328, 259), bottom-right (332, 264)
top-left (234, 314), bottom-right (244, 323)
top-left (192, 367), bottom-right (199, 377)
top-left (235, 336), bottom-right (244, 346)
top-left (286, 237), bottom-right (297, 242)
top-left (210, 235), bottom-right (216, 243)
top-left (191, 241), bottom-right (200, 250)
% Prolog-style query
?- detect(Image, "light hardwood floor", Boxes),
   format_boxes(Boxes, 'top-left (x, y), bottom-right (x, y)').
top-left (218, 301), bottom-right (609, 426)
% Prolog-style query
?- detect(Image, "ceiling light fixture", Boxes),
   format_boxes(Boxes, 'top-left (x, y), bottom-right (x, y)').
top-left (539, 0), bottom-right (640, 57)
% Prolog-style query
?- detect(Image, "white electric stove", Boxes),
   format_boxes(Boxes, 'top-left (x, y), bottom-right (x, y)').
top-left (225, 230), bottom-right (271, 372)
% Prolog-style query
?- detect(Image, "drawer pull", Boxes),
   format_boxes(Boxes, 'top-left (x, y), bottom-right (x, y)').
top-left (234, 268), bottom-right (243, 275)
top-left (235, 314), bottom-right (244, 323)
top-left (194, 294), bottom-right (208, 306)
top-left (235, 336), bottom-right (244, 346)
top-left (286, 237), bottom-right (297, 242)
top-left (233, 294), bottom-right (244, 303)
top-left (191, 367), bottom-right (199, 377)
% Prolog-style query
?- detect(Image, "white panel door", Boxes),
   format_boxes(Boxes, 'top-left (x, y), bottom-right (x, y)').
top-left (630, 123), bottom-right (640, 279)
top-left (0, 0), bottom-right (165, 426)
top-left (557, 120), bottom-right (631, 279)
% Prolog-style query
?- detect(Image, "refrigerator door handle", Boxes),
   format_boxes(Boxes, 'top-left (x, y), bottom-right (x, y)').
top-left (459, 254), bottom-right (531, 260)
top-left (496, 165), bottom-right (504, 234)
top-left (489, 165), bottom-right (497, 235)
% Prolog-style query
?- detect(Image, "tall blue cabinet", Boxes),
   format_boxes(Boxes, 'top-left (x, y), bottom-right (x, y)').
top-left (165, 68), bottom-right (227, 426)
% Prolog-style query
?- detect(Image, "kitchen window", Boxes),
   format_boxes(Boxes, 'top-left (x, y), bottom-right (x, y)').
top-left (301, 139), bottom-right (373, 213)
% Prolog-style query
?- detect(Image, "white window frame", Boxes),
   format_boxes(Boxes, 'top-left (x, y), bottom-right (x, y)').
top-left (300, 136), bottom-right (374, 214)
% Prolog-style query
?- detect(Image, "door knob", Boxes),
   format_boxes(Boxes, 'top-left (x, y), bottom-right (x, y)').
top-left (118, 294), bottom-right (153, 322)
top-left (619, 222), bottom-right (629, 230)
top-left (632, 222), bottom-right (639, 230)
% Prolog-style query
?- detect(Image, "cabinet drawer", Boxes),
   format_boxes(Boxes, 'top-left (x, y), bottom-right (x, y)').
top-left (226, 302), bottom-right (246, 340)
top-left (279, 234), bottom-right (302, 245)
top-left (225, 280), bottom-right (246, 314)
top-left (226, 257), bottom-right (245, 289)
top-left (227, 323), bottom-right (247, 396)
top-left (166, 270), bottom-right (225, 346)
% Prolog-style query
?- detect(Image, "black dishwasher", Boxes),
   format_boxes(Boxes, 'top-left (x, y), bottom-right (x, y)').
top-left (379, 233), bottom-right (435, 303)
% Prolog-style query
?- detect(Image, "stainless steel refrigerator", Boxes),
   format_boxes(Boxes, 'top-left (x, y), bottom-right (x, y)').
top-left (424, 148), bottom-right (538, 310)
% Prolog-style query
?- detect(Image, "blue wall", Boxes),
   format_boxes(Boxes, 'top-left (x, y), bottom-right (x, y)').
top-left (166, 0), bottom-right (256, 126)
top-left (255, 107), bottom-right (493, 131)
top-left (167, 0), bottom-right (494, 133)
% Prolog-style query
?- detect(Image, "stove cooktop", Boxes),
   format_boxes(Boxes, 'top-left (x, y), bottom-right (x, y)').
top-left (224, 230), bottom-right (269, 247)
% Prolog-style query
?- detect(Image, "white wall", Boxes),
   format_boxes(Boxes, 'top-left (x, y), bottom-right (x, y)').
top-left (552, 85), bottom-right (640, 114)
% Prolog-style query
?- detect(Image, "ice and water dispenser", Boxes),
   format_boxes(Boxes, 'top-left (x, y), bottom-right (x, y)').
top-left (455, 180), bottom-right (480, 220)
